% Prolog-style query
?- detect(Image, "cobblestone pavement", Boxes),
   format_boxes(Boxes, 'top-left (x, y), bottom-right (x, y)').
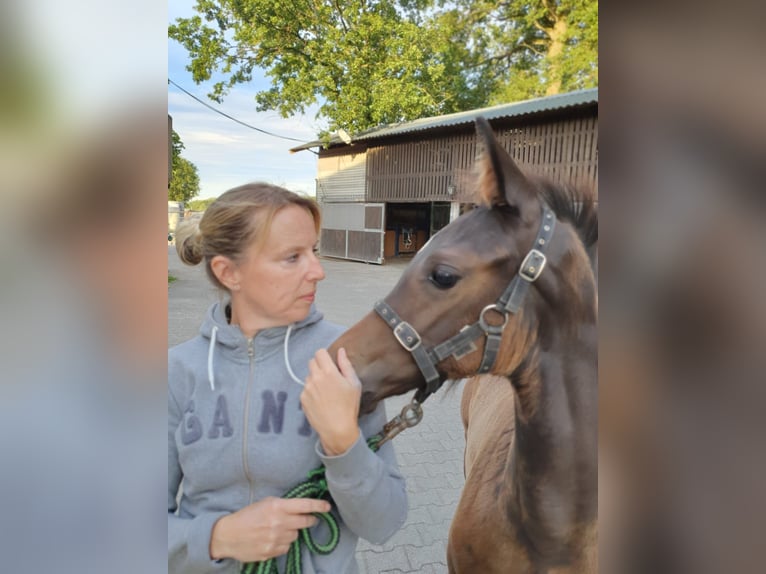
top-left (355, 389), bottom-right (465, 574)
top-left (169, 248), bottom-right (466, 573)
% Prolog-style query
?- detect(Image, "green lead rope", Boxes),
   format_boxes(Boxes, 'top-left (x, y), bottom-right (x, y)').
top-left (240, 435), bottom-right (383, 574)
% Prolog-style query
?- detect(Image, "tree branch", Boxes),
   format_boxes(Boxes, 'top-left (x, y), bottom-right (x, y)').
top-left (542, 0), bottom-right (559, 23)
top-left (533, 20), bottom-right (552, 38)
top-left (521, 42), bottom-right (544, 57)
top-left (332, 0), bottom-right (349, 33)
top-left (464, 50), bottom-right (518, 70)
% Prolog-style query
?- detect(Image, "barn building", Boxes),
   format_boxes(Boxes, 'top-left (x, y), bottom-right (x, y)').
top-left (290, 88), bottom-right (598, 264)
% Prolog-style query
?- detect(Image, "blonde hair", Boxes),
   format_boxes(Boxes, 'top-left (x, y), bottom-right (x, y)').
top-left (175, 183), bottom-right (320, 291)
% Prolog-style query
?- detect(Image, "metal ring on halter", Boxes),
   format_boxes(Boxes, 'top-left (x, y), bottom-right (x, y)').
top-left (401, 400), bottom-right (424, 427)
top-left (479, 303), bottom-right (509, 335)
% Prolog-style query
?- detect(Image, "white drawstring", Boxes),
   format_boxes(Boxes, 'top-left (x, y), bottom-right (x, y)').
top-left (207, 325), bottom-right (218, 391)
top-left (208, 323), bottom-right (302, 391)
top-left (284, 324), bottom-right (305, 386)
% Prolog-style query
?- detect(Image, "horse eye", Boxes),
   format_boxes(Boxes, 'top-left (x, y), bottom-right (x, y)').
top-left (429, 267), bottom-right (460, 289)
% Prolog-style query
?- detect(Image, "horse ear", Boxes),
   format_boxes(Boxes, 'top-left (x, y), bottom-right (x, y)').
top-left (475, 117), bottom-right (536, 210)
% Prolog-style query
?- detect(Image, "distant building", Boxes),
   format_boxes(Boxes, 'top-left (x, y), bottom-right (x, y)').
top-left (291, 88), bottom-right (598, 264)
top-left (168, 201), bottom-right (184, 236)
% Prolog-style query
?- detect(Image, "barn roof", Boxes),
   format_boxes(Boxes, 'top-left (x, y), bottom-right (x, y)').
top-left (290, 88), bottom-right (597, 152)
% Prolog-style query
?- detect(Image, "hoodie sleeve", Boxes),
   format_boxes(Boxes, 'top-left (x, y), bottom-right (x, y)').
top-left (316, 401), bottom-right (408, 545)
top-left (168, 382), bottom-right (231, 573)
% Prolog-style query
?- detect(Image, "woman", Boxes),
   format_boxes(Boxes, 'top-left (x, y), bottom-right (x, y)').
top-left (168, 183), bottom-right (407, 573)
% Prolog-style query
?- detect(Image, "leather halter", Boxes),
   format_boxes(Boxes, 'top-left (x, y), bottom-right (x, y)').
top-left (374, 204), bottom-right (556, 404)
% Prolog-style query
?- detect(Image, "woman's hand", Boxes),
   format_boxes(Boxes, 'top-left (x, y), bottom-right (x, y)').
top-left (209, 497), bottom-right (331, 562)
top-left (301, 347), bottom-right (362, 456)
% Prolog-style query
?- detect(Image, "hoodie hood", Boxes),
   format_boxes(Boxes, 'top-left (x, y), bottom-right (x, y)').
top-left (199, 297), bottom-right (325, 391)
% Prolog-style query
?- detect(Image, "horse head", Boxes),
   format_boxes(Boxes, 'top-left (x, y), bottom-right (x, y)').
top-left (329, 117), bottom-right (597, 414)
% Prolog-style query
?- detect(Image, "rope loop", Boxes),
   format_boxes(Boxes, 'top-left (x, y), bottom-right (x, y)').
top-left (240, 436), bottom-right (383, 574)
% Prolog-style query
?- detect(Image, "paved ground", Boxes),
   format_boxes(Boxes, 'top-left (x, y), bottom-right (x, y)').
top-left (168, 247), bottom-right (466, 573)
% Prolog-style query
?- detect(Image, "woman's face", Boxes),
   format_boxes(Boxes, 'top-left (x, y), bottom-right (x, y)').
top-left (230, 204), bottom-right (325, 331)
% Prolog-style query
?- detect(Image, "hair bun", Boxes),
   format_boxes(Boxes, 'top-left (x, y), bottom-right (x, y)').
top-left (175, 220), bottom-right (204, 266)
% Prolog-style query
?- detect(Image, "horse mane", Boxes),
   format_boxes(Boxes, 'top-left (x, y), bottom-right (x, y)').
top-left (535, 178), bottom-right (598, 250)
top-left (464, 159), bottom-right (598, 250)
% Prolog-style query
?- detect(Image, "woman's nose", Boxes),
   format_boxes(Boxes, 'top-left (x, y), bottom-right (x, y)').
top-left (307, 253), bottom-right (326, 282)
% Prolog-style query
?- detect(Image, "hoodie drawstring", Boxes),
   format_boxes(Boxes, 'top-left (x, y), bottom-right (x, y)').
top-left (208, 323), bottom-right (303, 391)
top-left (208, 325), bottom-right (218, 391)
top-left (284, 324), bottom-right (305, 386)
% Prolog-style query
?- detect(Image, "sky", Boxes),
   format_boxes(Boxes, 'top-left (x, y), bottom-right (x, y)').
top-left (168, 1), bottom-right (325, 199)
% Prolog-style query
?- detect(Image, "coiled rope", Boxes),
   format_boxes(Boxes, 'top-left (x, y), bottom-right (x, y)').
top-left (240, 435), bottom-right (383, 574)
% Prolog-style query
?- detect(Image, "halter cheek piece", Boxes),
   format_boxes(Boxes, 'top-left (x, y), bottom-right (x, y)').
top-left (375, 204), bottom-right (556, 404)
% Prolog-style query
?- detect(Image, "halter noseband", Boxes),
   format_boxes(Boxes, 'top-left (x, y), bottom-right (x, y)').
top-left (374, 204), bottom-right (556, 404)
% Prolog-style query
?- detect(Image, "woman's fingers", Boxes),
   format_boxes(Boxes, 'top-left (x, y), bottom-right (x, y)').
top-left (213, 497), bottom-right (332, 563)
top-left (313, 348), bottom-right (334, 371)
top-left (277, 498), bottom-right (327, 532)
top-left (309, 347), bottom-right (360, 387)
top-left (283, 513), bottom-right (319, 531)
top-left (280, 497), bottom-right (331, 515)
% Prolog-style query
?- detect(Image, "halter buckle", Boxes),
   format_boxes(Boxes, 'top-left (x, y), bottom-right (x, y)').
top-left (519, 249), bottom-right (547, 282)
top-left (393, 321), bottom-right (422, 352)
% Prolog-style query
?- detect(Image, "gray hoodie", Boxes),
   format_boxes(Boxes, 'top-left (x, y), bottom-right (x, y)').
top-left (168, 300), bottom-right (408, 574)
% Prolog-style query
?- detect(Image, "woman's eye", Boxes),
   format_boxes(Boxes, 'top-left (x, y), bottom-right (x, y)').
top-left (429, 267), bottom-right (459, 289)
top-left (286, 253), bottom-right (299, 262)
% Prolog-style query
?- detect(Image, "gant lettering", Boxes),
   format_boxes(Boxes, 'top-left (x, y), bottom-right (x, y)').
top-left (258, 391), bottom-right (288, 434)
top-left (208, 394), bottom-right (233, 439)
top-left (180, 391), bottom-right (314, 446)
top-left (181, 400), bottom-right (203, 445)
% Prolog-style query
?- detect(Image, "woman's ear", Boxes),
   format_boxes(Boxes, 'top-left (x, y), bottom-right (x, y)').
top-left (210, 255), bottom-right (240, 291)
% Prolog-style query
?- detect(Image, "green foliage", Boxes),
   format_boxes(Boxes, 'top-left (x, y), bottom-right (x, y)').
top-left (186, 197), bottom-right (217, 211)
top-left (558, 0), bottom-right (599, 90)
top-left (169, 130), bottom-right (201, 203)
top-left (171, 129), bottom-right (185, 158)
top-left (454, 0), bottom-right (599, 101)
top-left (169, 0), bottom-right (597, 133)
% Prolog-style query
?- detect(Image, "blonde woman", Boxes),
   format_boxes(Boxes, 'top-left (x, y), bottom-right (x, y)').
top-left (168, 183), bottom-right (407, 573)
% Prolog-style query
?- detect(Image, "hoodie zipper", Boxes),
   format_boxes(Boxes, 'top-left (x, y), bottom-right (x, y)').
top-left (242, 337), bottom-right (256, 505)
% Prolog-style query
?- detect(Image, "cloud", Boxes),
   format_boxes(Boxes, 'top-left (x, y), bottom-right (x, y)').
top-left (168, 4), bottom-right (324, 199)
top-left (168, 86), bottom-right (322, 198)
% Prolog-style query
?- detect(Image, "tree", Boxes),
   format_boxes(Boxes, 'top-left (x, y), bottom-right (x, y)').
top-left (186, 197), bottom-right (217, 211)
top-left (447, 0), bottom-right (598, 102)
top-left (169, 130), bottom-right (200, 203)
top-left (169, 0), bottom-right (597, 134)
top-left (169, 0), bottom-right (490, 134)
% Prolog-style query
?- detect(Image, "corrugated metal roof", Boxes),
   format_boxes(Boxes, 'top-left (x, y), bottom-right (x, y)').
top-left (290, 88), bottom-right (597, 152)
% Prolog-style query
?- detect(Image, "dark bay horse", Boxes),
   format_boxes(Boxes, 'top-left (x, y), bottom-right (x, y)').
top-left (328, 117), bottom-right (598, 573)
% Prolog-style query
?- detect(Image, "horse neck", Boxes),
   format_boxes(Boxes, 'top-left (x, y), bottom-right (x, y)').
top-left (502, 305), bottom-right (598, 560)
